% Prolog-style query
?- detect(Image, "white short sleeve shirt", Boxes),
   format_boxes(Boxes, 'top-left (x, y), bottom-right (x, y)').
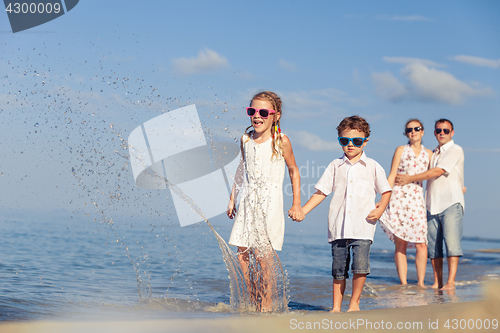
top-left (315, 152), bottom-right (392, 242)
top-left (426, 140), bottom-right (465, 215)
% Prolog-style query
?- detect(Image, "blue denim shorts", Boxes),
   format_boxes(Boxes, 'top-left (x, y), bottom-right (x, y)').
top-left (427, 203), bottom-right (464, 258)
top-left (331, 239), bottom-right (371, 280)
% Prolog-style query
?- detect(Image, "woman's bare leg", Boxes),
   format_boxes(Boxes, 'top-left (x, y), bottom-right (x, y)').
top-left (394, 236), bottom-right (408, 285)
top-left (415, 242), bottom-right (428, 287)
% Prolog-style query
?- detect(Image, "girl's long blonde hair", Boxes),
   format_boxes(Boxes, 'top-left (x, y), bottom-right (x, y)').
top-left (245, 91), bottom-right (283, 160)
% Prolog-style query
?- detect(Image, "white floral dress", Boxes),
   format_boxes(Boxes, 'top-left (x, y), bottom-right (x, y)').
top-left (380, 144), bottom-right (429, 246)
top-left (228, 132), bottom-right (286, 251)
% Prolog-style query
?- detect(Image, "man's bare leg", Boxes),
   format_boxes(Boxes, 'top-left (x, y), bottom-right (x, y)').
top-left (331, 278), bottom-right (346, 313)
top-left (431, 258), bottom-right (443, 289)
top-left (442, 256), bottom-right (459, 290)
top-left (347, 274), bottom-right (367, 312)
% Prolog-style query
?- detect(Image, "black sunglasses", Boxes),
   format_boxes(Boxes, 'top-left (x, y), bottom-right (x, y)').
top-left (435, 128), bottom-right (451, 134)
top-left (338, 137), bottom-right (366, 147)
top-left (405, 127), bottom-right (422, 133)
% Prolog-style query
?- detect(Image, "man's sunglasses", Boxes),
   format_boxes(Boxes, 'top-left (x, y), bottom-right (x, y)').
top-left (435, 128), bottom-right (451, 134)
top-left (246, 107), bottom-right (276, 119)
top-left (338, 137), bottom-right (367, 147)
top-left (405, 127), bottom-right (422, 133)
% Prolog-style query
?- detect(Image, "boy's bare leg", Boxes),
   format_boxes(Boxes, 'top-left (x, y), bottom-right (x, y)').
top-left (331, 278), bottom-right (345, 313)
top-left (347, 274), bottom-right (366, 312)
top-left (394, 237), bottom-right (408, 285)
top-left (442, 256), bottom-right (459, 290)
top-left (415, 243), bottom-right (428, 287)
top-left (431, 258), bottom-right (443, 289)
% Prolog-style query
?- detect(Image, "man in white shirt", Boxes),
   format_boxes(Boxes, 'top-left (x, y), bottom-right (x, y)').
top-left (396, 119), bottom-right (464, 290)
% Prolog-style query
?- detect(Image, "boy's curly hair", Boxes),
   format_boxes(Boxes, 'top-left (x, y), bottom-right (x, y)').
top-left (336, 115), bottom-right (370, 138)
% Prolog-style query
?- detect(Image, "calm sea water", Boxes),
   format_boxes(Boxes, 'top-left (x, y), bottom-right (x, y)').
top-left (1, 216), bottom-right (499, 321)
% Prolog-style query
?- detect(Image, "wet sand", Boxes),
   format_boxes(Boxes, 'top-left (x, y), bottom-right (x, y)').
top-left (2, 281), bottom-right (499, 333)
top-left (476, 249), bottom-right (500, 253)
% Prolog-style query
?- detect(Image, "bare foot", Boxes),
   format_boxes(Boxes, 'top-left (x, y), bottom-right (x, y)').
top-left (347, 307), bottom-right (360, 312)
top-left (330, 309), bottom-right (341, 313)
top-left (441, 282), bottom-right (455, 290)
top-left (417, 283), bottom-right (426, 288)
top-left (431, 283), bottom-right (441, 289)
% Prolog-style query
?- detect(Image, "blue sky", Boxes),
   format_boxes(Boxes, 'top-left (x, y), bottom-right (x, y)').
top-left (1, 0), bottom-right (499, 238)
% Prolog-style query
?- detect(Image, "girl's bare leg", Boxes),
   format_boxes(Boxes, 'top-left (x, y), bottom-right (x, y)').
top-left (255, 248), bottom-right (276, 312)
top-left (347, 274), bottom-right (367, 312)
top-left (237, 247), bottom-right (254, 304)
top-left (415, 242), bottom-right (428, 287)
top-left (331, 278), bottom-right (346, 313)
top-left (394, 237), bottom-right (408, 285)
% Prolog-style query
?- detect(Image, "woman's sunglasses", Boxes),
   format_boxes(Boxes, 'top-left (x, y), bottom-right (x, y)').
top-left (246, 107), bottom-right (276, 119)
top-left (338, 137), bottom-right (367, 147)
top-left (405, 127), bottom-right (422, 133)
top-left (435, 128), bottom-right (451, 134)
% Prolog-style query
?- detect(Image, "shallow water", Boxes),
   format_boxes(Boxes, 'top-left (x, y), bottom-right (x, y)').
top-left (1, 217), bottom-right (499, 321)
top-left (1, 31), bottom-right (499, 324)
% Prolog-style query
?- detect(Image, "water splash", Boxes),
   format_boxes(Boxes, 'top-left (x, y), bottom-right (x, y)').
top-left (132, 154), bottom-right (289, 312)
top-left (1, 41), bottom-right (288, 312)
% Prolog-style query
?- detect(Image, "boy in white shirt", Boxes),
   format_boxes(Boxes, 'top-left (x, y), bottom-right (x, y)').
top-left (299, 116), bottom-right (392, 312)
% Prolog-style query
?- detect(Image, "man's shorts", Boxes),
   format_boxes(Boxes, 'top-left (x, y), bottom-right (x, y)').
top-left (427, 203), bottom-right (464, 258)
top-left (330, 239), bottom-right (371, 280)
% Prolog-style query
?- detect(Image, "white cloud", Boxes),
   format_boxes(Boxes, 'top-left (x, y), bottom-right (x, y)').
top-left (464, 147), bottom-right (500, 154)
top-left (373, 61), bottom-right (492, 105)
top-left (390, 15), bottom-right (430, 21)
top-left (372, 72), bottom-right (407, 101)
top-left (281, 88), bottom-right (366, 119)
top-left (287, 130), bottom-right (340, 152)
top-left (283, 91), bottom-right (334, 118)
top-left (172, 48), bottom-right (230, 75)
top-left (403, 63), bottom-right (492, 104)
top-left (377, 15), bottom-right (430, 21)
top-left (352, 68), bottom-right (360, 84)
top-left (278, 59), bottom-right (298, 72)
top-left (451, 55), bottom-right (500, 69)
top-left (383, 57), bottom-right (443, 67)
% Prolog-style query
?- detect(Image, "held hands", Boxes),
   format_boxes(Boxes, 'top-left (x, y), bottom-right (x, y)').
top-left (227, 200), bottom-right (236, 219)
top-left (366, 207), bottom-right (384, 222)
top-left (395, 173), bottom-right (411, 186)
top-left (288, 205), bottom-right (305, 222)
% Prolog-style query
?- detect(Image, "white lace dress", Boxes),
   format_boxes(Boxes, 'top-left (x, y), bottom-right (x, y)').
top-left (379, 144), bottom-right (429, 246)
top-left (228, 132), bottom-right (286, 251)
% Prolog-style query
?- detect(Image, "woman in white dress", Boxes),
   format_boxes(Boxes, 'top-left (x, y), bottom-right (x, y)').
top-left (379, 119), bottom-right (433, 287)
top-left (226, 91), bottom-right (304, 311)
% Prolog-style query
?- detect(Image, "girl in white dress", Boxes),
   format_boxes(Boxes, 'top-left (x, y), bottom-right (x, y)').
top-left (379, 119), bottom-right (433, 287)
top-left (226, 91), bottom-right (304, 311)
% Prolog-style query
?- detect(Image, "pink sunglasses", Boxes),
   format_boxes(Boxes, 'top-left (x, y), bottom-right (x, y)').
top-left (246, 107), bottom-right (276, 119)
